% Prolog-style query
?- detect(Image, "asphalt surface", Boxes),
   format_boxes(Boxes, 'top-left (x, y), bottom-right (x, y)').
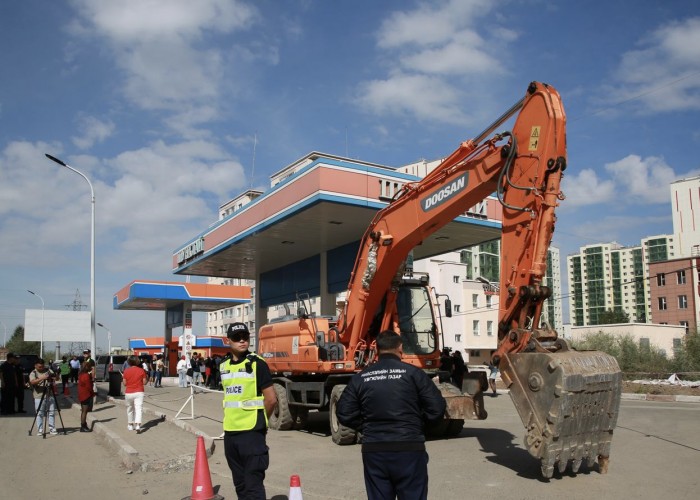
top-left (2, 379), bottom-right (699, 499)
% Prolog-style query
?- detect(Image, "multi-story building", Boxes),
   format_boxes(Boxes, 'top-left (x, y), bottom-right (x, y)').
top-left (648, 257), bottom-right (700, 334)
top-left (671, 176), bottom-right (700, 257)
top-left (567, 235), bottom-right (676, 326)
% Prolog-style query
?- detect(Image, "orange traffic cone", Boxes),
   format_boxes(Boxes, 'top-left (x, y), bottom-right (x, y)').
top-left (289, 474), bottom-right (303, 500)
top-left (182, 436), bottom-right (223, 500)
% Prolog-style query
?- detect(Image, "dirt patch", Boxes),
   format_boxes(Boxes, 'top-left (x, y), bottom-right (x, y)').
top-left (622, 381), bottom-right (700, 397)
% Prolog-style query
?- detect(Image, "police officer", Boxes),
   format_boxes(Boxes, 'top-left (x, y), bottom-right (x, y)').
top-left (221, 322), bottom-right (277, 500)
top-left (337, 330), bottom-right (446, 500)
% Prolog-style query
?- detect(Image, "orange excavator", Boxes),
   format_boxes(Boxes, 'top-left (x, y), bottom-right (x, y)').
top-left (258, 81), bottom-right (622, 478)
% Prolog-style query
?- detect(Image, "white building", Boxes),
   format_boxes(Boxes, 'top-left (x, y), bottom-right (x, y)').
top-left (563, 323), bottom-right (685, 359)
top-left (671, 176), bottom-right (700, 257)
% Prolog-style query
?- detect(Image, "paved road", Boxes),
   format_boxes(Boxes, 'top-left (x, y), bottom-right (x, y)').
top-left (0, 385), bottom-right (698, 499)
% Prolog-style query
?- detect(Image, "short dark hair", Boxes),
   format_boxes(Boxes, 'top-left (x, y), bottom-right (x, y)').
top-left (127, 355), bottom-right (140, 367)
top-left (376, 330), bottom-right (402, 351)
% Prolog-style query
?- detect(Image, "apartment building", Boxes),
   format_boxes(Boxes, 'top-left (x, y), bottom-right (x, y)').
top-left (567, 235), bottom-right (676, 326)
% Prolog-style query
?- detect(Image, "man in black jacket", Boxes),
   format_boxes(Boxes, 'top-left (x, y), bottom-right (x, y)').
top-left (337, 330), bottom-right (446, 500)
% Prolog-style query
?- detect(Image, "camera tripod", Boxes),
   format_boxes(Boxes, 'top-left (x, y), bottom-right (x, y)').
top-left (28, 377), bottom-right (66, 438)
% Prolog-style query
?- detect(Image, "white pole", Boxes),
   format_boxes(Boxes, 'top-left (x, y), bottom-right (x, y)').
top-left (27, 290), bottom-right (44, 358)
top-left (45, 154), bottom-right (96, 356)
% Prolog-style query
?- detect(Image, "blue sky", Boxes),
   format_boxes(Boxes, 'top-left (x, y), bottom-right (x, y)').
top-left (1, 0), bottom-right (700, 352)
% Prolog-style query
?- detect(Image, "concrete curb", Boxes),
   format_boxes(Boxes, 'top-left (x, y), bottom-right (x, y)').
top-left (495, 389), bottom-right (700, 403)
top-left (65, 389), bottom-right (216, 472)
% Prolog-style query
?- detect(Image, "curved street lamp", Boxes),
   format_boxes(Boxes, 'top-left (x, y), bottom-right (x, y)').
top-left (45, 154), bottom-right (96, 356)
top-left (27, 290), bottom-right (45, 358)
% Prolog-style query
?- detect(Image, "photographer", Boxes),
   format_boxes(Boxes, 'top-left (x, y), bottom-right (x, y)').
top-left (29, 359), bottom-right (58, 435)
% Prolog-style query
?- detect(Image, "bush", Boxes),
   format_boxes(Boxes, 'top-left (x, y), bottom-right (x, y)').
top-left (572, 331), bottom-right (671, 373)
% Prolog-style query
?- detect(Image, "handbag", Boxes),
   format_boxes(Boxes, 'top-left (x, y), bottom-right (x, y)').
top-left (186, 368), bottom-right (194, 377)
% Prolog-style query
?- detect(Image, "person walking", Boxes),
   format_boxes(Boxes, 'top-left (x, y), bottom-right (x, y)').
top-left (176, 356), bottom-right (189, 388)
top-left (69, 355), bottom-right (81, 384)
top-left (122, 355), bottom-right (148, 433)
top-left (28, 358), bottom-right (59, 435)
top-left (486, 361), bottom-right (499, 396)
top-left (154, 355), bottom-right (164, 388)
top-left (59, 356), bottom-right (71, 392)
top-left (77, 361), bottom-right (95, 432)
top-left (221, 322), bottom-right (277, 500)
top-left (337, 330), bottom-right (446, 500)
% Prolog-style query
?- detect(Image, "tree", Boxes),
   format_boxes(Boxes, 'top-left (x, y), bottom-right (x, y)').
top-left (5, 325), bottom-right (40, 355)
top-left (596, 309), bottom-right (630, 325)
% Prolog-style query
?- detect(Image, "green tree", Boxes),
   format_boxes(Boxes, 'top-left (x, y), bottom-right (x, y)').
top-left (5, 325), bottom-right (40, 355)
top-left (596, 309), bottom-right (630, 325)
top-left (573, 331), bottom-right (670, 373)
top-left (671, 331), bottom-right (700, 373)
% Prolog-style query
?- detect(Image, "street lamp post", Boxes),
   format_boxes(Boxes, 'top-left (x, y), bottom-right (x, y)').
top-left (27, 290), bottom-right (45, 358)
top-left (97, 322), bottom-right (112, 357)
top-left (45, 154), bottom-right (96, 356)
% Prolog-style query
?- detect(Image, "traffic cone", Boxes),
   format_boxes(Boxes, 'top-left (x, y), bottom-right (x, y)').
top-left (182, 436), bottom-right (223, 500)
top-left (289, 474), bottom-right (303, 500)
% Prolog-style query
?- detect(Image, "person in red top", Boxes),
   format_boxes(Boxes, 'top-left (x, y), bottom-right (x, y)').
top-left (77, 360), bottom-right (95, 432)
top-left (122, 355), bottom-right (148, 433)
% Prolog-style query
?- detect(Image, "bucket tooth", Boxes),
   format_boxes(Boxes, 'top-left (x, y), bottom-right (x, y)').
top-left (500, 350), bottom-right (622, 478)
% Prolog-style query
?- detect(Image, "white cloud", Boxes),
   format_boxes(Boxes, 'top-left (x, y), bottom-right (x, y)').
top-left (606, 17), bottom-right (700, 113)
top-left (357, 72), bottom-right (466, 124)
top-left (356, 0), bottom-right (514, 125)
top-left (68, 0), bottom-right (259, 113)
top-left (604, 154), bottom-right (679, 204)
top-left (0, 139), bottom-right (247, 274)
top-left (72, 115), bottom-right (116, 150)
top-left (561, 168), bottom-right (616, 207)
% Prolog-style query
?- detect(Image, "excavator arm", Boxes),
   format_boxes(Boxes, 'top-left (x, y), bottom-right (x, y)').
top-left (336, 81), bottom-right (622, 478)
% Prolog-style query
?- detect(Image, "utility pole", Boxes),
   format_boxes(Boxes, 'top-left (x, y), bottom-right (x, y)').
top-left (65, 288), bottom-right (88, 355)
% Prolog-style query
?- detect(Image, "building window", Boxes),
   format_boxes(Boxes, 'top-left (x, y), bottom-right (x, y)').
top-left (486, 295), bottom-right (492, 309)
top-left (472, 294), bottom-right (478, 308)
top-left (658, 297), bottom-right (667, 310)
top-left (680, 321), bottom-right (689, 334)
top-left (657, 273), bottom-right (665, 286)
top-left (679, 295), bottom-right (688, 309)
top-left (453, 276), bottom-right (460, 283)
top-left (677, 270), bottom-right (686, 284)
top-left (455, 334), bottom-right (461, 342)
top-left (473, 320), bottom-right (480, 336)
top-left (471, 350), bottom-right (481, 357)
top-left (639, 338), bottom-right (650, 350)
top-left (454, 304), bottom-right (461, 313)
top-left (487, 321), bottom-right (494, 336)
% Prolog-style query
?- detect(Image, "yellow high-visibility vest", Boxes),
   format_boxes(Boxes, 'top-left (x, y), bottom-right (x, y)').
top-left (221, 355), bottom-right (266, 431)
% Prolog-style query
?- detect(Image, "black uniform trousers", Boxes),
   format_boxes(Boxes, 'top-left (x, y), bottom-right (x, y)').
top-left (223, 430), bottom-right (269, 500)
top-left (362, 450), bottom-right (429, 500)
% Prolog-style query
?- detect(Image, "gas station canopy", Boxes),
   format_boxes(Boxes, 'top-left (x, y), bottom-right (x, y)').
top-left (113, 280), bottom-right (250, 312)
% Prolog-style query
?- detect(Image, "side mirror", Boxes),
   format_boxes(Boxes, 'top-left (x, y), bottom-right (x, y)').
top-left (316, 331), bottom-right (326, 348)
top-left (444, 298), bottom-right (452, 318)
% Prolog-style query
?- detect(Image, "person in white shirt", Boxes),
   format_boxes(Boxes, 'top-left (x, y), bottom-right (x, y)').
top-left (176, 356), bottom-right (189, 388)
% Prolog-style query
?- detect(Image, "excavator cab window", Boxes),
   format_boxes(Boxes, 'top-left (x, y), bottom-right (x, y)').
top-left (396, 285), bottom-right (437, 356)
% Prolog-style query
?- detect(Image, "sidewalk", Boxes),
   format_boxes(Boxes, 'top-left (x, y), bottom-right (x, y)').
top-left (66, 378), bottom-right (225, 472)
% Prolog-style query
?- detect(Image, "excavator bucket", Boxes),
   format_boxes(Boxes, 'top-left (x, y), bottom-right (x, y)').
top-left (428, 372), bottom-right (488, 438)
top-left (499, 349), bottom-right (622, 478)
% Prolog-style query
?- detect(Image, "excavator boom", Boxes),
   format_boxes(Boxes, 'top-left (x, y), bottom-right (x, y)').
top-left (335, 81), bottom-right (622, 477)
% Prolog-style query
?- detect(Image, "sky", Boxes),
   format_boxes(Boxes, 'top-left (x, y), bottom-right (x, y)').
top-left (2, 0), bottom-right (700, 353)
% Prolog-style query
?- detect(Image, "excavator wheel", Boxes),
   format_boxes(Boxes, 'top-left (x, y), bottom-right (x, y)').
top-left (329, 384), bottom-right (358, 445)
top-left (268, 383), bottom-right (294, 431)
top-left (500, 349), bottom-right (622, 478)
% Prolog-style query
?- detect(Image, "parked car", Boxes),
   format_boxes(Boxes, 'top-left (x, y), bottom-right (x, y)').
top-left (94, 355), bottom-right (128, 382)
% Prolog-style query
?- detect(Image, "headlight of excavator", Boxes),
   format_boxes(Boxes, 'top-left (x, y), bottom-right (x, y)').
top-left (333, 363), bottom-right (344, 370)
